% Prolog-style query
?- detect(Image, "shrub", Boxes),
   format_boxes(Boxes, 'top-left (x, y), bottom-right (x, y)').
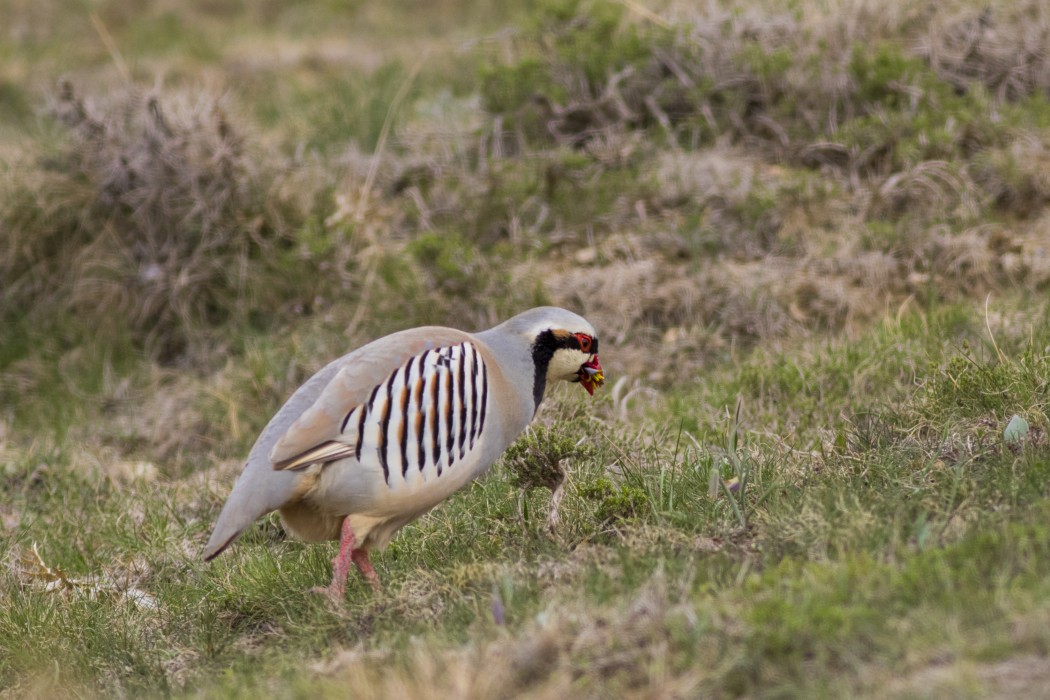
top-left (0, 83), bottom-right (306, 361)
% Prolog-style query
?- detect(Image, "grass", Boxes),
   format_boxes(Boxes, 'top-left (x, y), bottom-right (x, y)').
top-left (6, 301), bottom-right (1050, 697)
top-left (6, 0), bottom-right (1050, 696)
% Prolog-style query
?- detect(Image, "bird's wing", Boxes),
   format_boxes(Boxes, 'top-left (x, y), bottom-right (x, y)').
top-left (268, 327), bottom-right (475, 470)
top-left (285, 336), bottom-right (503, 500)
top-left (202, 326), bottom-right (471, 560)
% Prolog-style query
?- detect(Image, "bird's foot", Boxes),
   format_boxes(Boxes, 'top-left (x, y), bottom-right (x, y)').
top-left (309, 582), bottom-right (346, 602)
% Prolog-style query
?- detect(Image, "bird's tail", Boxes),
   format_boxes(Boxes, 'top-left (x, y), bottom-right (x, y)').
top-left (202, 455), bottom-right (303, 560)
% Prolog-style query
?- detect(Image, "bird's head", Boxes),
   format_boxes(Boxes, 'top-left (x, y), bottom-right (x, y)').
top-left (537, 328), bottom-right (604, 396)
top-left (507, 307), bottom-right (605, 399)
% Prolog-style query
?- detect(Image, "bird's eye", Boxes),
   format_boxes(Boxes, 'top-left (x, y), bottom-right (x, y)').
top-left (575, 333), bottom-right (592, 353)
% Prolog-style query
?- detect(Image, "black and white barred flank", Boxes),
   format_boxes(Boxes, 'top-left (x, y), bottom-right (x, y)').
top-left (340, 342), bottom-right (489, 485)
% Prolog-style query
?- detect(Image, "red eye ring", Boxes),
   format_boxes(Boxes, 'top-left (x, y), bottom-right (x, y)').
top-left (575, 333), bottom-right (592, 353)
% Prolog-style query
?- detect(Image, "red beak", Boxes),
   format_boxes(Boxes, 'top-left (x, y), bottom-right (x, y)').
top-left (578, 355), bottom-right (604, 396)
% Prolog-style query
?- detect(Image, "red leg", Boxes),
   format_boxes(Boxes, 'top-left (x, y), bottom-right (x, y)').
top-left (312, 516), bottom-right (380, 599)
top-left (313, 516), bottom-right (357, 600)
top-left (352, 548), bottom-right (381, 592)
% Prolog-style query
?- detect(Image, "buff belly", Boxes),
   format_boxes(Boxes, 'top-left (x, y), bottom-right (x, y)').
top-left (279, 445), bottom-right (491, 549)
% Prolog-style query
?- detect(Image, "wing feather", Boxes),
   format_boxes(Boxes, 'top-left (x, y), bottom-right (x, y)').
top-left (274, 440), bottom-right (357, 471)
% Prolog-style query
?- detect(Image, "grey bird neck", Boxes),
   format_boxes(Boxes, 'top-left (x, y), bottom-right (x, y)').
top-left (474, 325), bottom-right (539, 424)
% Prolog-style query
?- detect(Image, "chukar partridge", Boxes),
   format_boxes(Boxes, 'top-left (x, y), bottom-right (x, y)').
top-left (203, 307), bottom-right (604, 597)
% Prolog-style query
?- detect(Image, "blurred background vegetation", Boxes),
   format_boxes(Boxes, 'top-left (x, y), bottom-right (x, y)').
top-left (6, 0), bottom-right (1050, 421)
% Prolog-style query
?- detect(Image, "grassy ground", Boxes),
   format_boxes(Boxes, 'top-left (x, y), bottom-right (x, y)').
top-left (5, 0), bottom-right (1050, 697)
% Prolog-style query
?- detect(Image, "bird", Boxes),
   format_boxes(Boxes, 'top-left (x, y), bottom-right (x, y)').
top-left (202, 307), bottom-right (604, 598)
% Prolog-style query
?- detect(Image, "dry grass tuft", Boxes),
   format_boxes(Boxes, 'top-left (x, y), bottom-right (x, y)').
top-left (52, 83), bottom-right (285, 359)
top-left (921, 2), bottom-right (1050, 101)
top-left (1, 82), bottom-right (307, 361)
top-left (973, 133), bottom-right (1050, 217)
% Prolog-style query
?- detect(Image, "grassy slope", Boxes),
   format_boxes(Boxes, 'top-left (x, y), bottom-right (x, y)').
top-left (4, 0), bottom-right (1050, 697)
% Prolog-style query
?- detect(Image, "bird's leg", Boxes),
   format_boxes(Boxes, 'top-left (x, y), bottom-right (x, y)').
top-left (306, 518), bottom-right (356, 600)
top-left (351, 548), bottom-right (381, 592)
top-left (313, 516), bottom-right (380, 599)
top-left (313, 516), bottom-right (358, 600)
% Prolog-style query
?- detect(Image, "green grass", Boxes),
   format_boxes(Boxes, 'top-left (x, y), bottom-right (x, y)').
top-left (5, 301), bottom-right (1050, 696)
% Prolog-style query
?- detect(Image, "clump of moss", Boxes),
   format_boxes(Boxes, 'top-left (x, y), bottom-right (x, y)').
top-left (579, 477), bottom-right (649, 527)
